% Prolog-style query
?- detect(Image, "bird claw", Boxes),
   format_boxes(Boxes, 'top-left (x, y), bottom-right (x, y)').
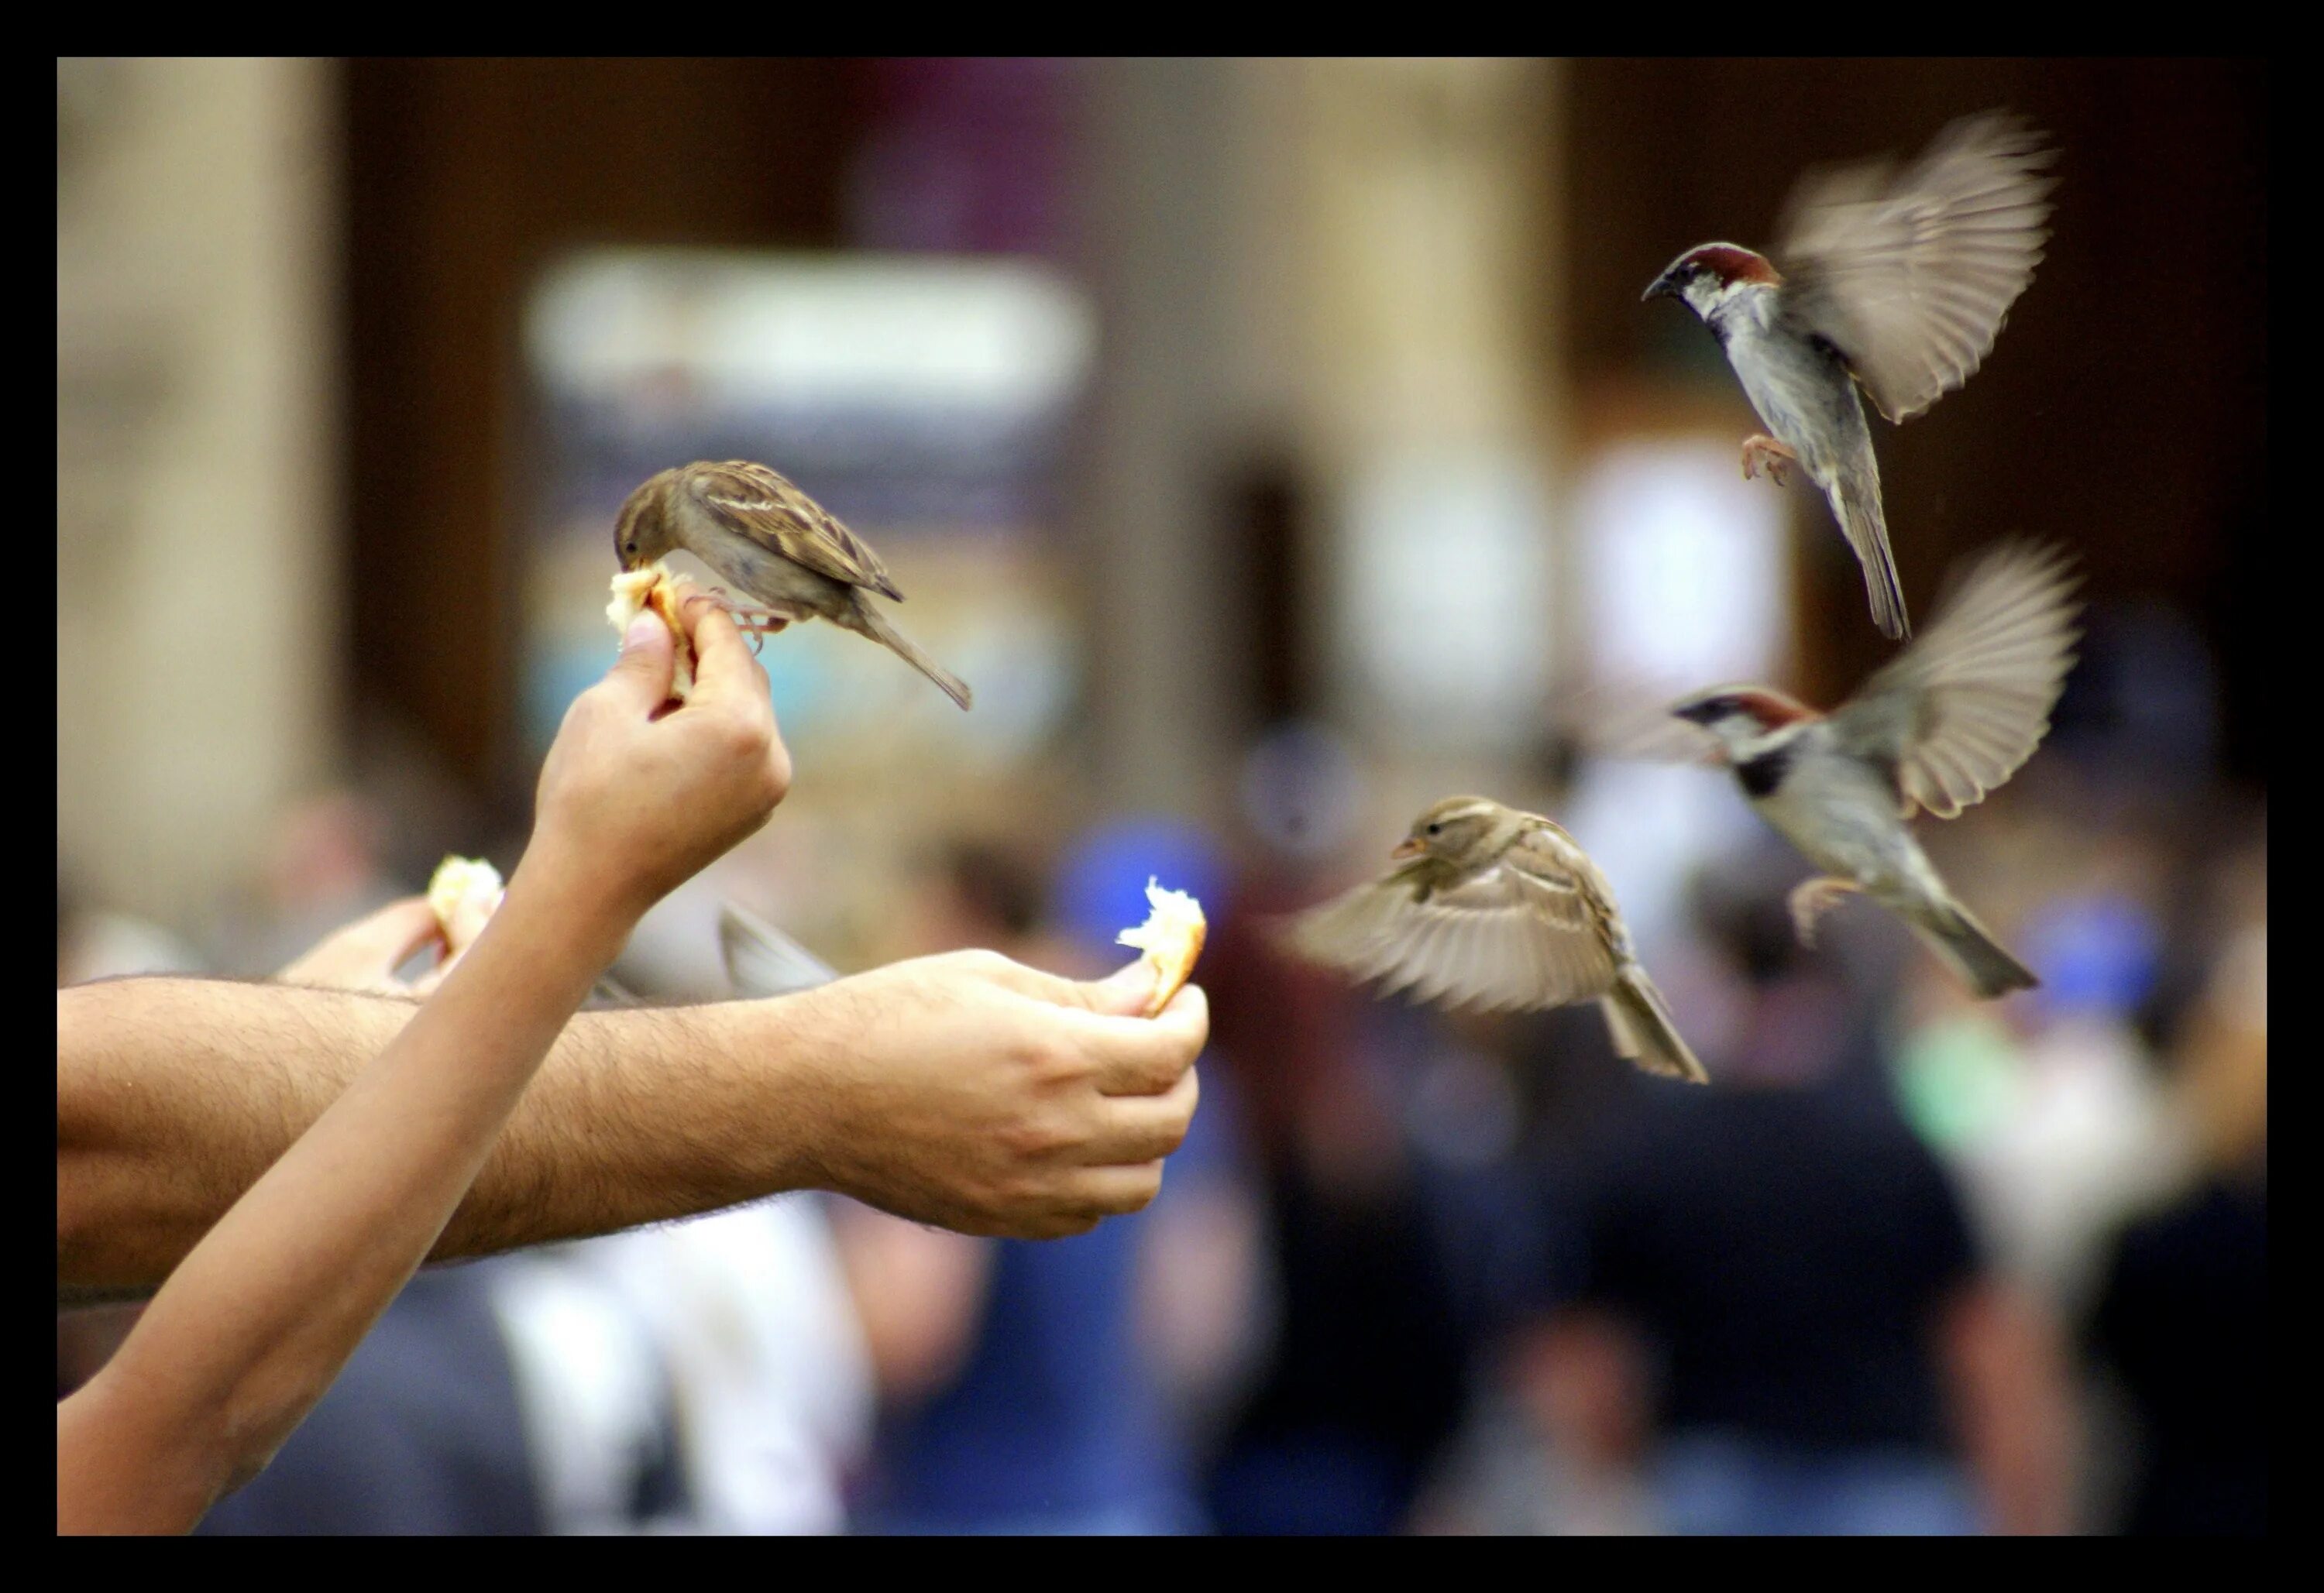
top-left (1741, 435), bottom-right (1797, 488)
top-left (1789, 877), bottom-right (1861, 946)
top-left (682, 588), bottom-right (789, 647)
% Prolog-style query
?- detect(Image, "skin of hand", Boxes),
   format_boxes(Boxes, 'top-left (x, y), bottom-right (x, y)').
top-left (274, 897), bottom-right (445, 996)
top-left (535, 601), bottom-right (792, 935)
top-left (59, 957), bottom-right (1208, 1299)
top-left (57, 602), bottom-right (786, 1533)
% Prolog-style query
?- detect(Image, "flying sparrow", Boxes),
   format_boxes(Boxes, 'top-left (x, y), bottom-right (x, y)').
top-left (1666, 541), bottom-right (2078, 998)
top-left (1284, 796), bottom-right (1707, 1083)
top-left (616, 460), bottom-right (973, 710)
top-left (1643, 112), bottom-right (2056, 640)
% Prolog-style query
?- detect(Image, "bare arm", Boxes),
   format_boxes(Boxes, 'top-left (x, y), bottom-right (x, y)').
top-left (60, 953), bottom-right (1204, 1301)
top-left (59, 868), bottom-right (625, 1530)
top-left (58, 598), bottom-right (794, 1533)
top-left (1937, 1279), bottom-right (2077, 1536)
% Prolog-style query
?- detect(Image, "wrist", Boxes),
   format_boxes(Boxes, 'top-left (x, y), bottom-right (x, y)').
top-left (739, 986), bottom-right (844, 1196)
top-left (497, 844), bottom-right (639, 975)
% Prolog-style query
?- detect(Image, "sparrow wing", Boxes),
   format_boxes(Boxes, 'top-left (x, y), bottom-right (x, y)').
top-left (686, 461), bottom-right (905, 600)
top-left (1284, 839), bottom-right (1620, 1015)
top-left (719, 901), bottom-right (841, 998)
top-left (1773, 112), bottom-right (2054, 424)
top-left (1833, 542), bottom-right (2079, 819)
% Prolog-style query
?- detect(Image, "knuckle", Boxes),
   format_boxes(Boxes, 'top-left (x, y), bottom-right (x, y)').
top-left (997, 1112), bottom-right (1061, 1162)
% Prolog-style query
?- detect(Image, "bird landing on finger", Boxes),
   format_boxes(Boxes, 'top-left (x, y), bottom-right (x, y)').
top-left (616, 461), bottom-right (975, 710)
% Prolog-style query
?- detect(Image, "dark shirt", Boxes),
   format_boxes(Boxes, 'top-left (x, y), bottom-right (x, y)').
top-left (2088, 1173), bottom-right (2267, 1536)
top-left (1559, 1081), bottom-right (1978, 1453)
top-left (197, 1267), bottom-right (545, 1536)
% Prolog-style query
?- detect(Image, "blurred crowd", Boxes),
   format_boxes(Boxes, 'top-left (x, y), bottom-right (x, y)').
top-left (58, 605), bottom-right (2266, 1536)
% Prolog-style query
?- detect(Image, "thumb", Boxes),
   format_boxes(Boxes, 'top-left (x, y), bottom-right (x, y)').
top-left (1080, 957), bottom-right (1160, 1017)
top-left (603, 611), bottom-right (677, 711)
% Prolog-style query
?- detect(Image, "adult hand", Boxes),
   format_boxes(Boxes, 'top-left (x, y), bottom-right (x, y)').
top-left (786, 950), bottom-right (1208, 1239)
top-left (525, 599), bottom-right (790, 936)
top-left (274, 898), bottom-right (442, 995)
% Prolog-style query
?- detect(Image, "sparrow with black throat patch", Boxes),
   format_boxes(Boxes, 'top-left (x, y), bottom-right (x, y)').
top-left (616, 460), bottom-right (973, 710)
top-left (1644, 112), bottom-right (2056, 640)
top-left (1665, 542), bottom-right (2078, 998)
top-left (1284, 796), bottom-right (1707, 1083)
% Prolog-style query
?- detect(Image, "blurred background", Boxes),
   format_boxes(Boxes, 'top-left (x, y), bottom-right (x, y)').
top-left (57, 58), bottom-right (2264, 1535)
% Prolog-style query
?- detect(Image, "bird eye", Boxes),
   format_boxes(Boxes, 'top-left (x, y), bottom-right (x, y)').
top-left (1425, 822), bottom-right (1442, 836)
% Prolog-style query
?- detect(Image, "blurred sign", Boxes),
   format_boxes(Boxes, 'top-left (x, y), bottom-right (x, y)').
top-left (1332, 446), bottom-right (1555, 754)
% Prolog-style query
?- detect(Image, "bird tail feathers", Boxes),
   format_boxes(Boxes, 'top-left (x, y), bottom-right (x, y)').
top-left (1910, 900), bottom-right (2038, 999)
top-left (1832, 469), bottom-right (1911, 640)
top-left (847, 602), bottom-right (973, 710)
top-left (1601, 967), bottom-right (1709, 1084)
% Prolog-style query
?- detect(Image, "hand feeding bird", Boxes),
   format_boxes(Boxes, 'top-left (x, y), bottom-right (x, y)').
top-left (1661, 542), bottom-right (2079, 998)
top-left (1643, 112), bottom-right (2056, 640)
top-left (615, 460), bottom-right (974, 710)
top-left (1283, 797), bottom-right (1707, 1083)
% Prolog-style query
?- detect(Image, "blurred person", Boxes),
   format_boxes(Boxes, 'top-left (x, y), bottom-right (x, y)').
top-left (851, 832), bottom-right (1260, 1535)
top-left (2084, 846), bottom-right (2264, 1536)
top-left (1891, 798), bottom-right (2192, 1320)
top-left (1197, 850), bottom-right (1473, 1536)
top-left (1521, 866), bottom-right (2072, 1535)
top-left (59, 602), bottom-right (788, 1533)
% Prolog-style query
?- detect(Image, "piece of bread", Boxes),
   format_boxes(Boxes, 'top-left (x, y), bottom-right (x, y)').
top-left (427, 855), bottom-right (504, 957)
top-left (606, 561), bottom-right (696, 702)
top-left (1116, 877), bottom-right (1207, 1017)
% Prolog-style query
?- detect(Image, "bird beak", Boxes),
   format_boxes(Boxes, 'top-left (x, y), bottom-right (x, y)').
top-left (1391, 838), bottom-right (1425, 860)
top-left (1642, 270), bottom-right (1679, 304)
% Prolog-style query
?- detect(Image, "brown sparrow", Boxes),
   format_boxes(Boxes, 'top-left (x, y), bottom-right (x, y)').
top-left (1667, 542), bottom-right (2078, 997)
top-left (1645, 113), bottom-right (2055, 639)
top-left (616, 460), bottom-right (973, 709)
top-left (1285, 796), bottom-right (1707, 1083)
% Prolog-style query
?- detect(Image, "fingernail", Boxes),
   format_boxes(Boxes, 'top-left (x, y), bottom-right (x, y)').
top-left (623, 613), bottom-right (663, 651)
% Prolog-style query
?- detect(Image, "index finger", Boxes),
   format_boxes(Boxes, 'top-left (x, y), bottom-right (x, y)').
top-left (679, 601), bottom-right (769, 708)
top-left (1074, 982), bottom-right (1208, 1097)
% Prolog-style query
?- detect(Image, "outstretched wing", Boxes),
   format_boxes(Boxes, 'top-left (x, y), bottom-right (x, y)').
top-left (1283, 839), bottom-right (1621, 1015)
top-left (686, 460), bottom-right (903, 599)
top-left (1775, 112), bottom-right (2055, 424)
top-left (1833, 542), bottom-right (2080, 819)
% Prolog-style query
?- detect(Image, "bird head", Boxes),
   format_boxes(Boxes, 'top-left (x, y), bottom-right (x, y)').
top-left (614, 469), bottom-right (681, 571)
top-left (1642, 243), bottom-right (1783, 318)
top-left (1391, 797), bottom-right (1506, 867)
top-left (1671, 687), bottom-right (1817, 758)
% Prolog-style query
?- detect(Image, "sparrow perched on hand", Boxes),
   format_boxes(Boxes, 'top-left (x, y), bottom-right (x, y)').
top-left (616, 461), bottom-right (973, 709)
top-left (1285, 797), bottom-right (1707, 1083)
top-left (1643, 112), bottom-right (2056, 640)
top-left (1665, 542), bottom-right (2078, 998)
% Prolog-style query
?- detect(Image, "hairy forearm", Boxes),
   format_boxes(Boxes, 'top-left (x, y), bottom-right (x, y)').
top-left (61, 877), bottom-right (622, 1530)
top-left (57, 977), bottom-right (824, 1299)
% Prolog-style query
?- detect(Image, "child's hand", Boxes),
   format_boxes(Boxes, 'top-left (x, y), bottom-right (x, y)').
top-left (526, 601), bottom-right (790, 934)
